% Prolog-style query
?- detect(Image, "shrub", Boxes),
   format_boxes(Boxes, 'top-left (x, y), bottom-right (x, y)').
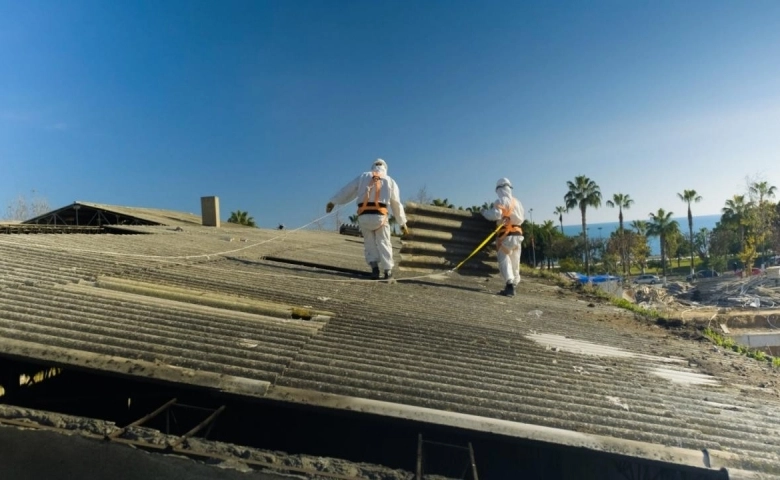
top-left (557, 257), bottom-right (581, 273)
top-left (703, 328), bottom-right (778, 367)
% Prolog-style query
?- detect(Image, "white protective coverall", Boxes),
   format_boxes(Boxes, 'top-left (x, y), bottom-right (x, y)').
top-left (328, 159), bottom-right (407, 275)
top-left (482, 178), bottom-right (525, 293)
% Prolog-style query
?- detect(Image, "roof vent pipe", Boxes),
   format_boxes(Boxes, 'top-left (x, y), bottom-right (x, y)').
top-left (200, 196), bottom-right (220, 227)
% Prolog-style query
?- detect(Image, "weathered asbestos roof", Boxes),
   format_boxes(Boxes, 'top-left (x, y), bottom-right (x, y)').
top-left (1, 225), bottom-right (780, 476)
top-left (23, 201), bottom-right (203, 227)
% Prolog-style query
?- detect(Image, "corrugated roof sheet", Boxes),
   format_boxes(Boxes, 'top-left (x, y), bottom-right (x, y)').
top-left (1, 226), bottom-right (780, 475)
top-left (400, 202), bottom-right (498, 273)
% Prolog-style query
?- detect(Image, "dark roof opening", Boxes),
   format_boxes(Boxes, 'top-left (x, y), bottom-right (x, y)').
top-left (2, 201), bottom-right (204, 234)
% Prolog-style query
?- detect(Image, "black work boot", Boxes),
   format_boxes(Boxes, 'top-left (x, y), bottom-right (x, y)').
top-left (370, 262), bottom-right (380, 280)
top-left (499, 282), bottom-right (515, 297)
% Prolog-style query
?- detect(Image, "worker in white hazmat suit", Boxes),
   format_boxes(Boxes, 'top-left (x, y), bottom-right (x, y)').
top-left (481, 178), bottom-right (525, 297)
top-left (326, 159), bottom-right (409, 280)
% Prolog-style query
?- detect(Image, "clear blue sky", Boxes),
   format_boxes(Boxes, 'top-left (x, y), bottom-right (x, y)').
top-left (2, 1), bottom-right (779, 228)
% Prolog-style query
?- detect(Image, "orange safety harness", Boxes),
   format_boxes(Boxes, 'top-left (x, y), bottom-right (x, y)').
top-left (496, 200), bottom-right (523, 255)
top-left (357, 173), bottom-right (389, 216)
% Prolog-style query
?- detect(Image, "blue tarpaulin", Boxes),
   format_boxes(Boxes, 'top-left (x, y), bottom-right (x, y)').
top-left (573, 273), bottom-right (622, 284)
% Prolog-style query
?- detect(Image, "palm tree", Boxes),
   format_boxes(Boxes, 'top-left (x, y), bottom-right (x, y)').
top-left (539, 220), bottom-right (558, 269)
top-left (348, 214), bottom-right (359, 223)
top-left (647, 208), bottom-right (679, 278)
top-left (605, 193), bottom-right (633, 233)
top-left (467, 202), bottom-right (492, 213)
top-left (606, 193), bottom-right (634, 275)
top-left (227, 210), bottom-right (256, 227)
top-left (630, 219), bottom-right (648, 236)
top-left (553, 206), bottom-right (566, 234)
top-left (677, 190), bottom-right (702, 276)
top-left (722, 195), bottom-right (749, 250)
top-left (750, 181), bottom-right (777, 206)
top-left (564, 175), bottom-right (602, 276)
top-left (749, 181), bottom-right (777, 254)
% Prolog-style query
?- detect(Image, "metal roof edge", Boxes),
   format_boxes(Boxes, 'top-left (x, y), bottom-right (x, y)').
top-left (265, 386), bottom-right (742, 473)
top-left (0, 338), bottom-right (271, 397)
top-left (22, 201), bottom-right (202, 226)
top-left (21, 202), bottom-right (81, 224)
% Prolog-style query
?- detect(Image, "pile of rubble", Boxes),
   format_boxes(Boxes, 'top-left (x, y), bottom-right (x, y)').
top-left (628, 282), bottom-right (690, 317)
top-left (681, 274), bottom-right (780, 309)
top-left (633, 283), bottom-right (685, 306)
top-left (626, 271), bottom-right (780, 322)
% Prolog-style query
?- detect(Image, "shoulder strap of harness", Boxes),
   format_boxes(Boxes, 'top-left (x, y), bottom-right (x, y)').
top-left (357, 174), bottom-right (389, 215)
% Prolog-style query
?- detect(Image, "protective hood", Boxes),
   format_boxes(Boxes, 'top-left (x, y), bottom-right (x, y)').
top-left (495, 177), bottom-right (513, 199)
top-left (371, 158), bottom-right (388, 177)
top-left (496, 177), bottom-right (512, 189)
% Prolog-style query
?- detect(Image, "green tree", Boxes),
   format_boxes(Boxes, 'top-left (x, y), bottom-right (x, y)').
top-left (629, 220), bottom-right (651, 273)
top-left (549, 236), bottom-right (580, 271)
top-left (722, 195), bottom-right (750, 251)
top-left (738, 205), bottom-right (760, 276)
top-left (629, 231), bottom-right (651, 274)
top-left (466, 202), bottom-right (492, 213)
top-left (348, 214), bottom-right (359, 223)
top-left (553, 206), bottom-right (566, 234)
top-left (564, 175), bottom-right (602, 276)
top-left (606, 193), bottom-right (634, 275)
top-left (227, 210), bottom-right (256, 227)
top-left (750, 181), bottom-right (777, 206)
top-left (537, 220), bottom-right (559, 269)
top-left (773, 202), bottom-right (780, 255)
top-left (431, 198), bottom-right (454, 208)
top-left (677, 189), bottom-right (702, 276)
top-left (605, 230), bottom-right (646, 274)
top-left (647, 208), bottom-right (679, 278)
top-left (710, 222), bottom-right (740, 268)
top-left (734, 182), bottom-right (778, 275)
top-left (670, 230), bottom-right (686, 268)
top-left (749, 180), bottom-right (777, 257)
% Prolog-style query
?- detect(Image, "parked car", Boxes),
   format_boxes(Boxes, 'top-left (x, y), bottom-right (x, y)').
top-left (633, 274), bottom-right (661, 285)
top-left (737, 267), bottom-right (763, 278)
top-left (686, 270), bottom-right (721, 282)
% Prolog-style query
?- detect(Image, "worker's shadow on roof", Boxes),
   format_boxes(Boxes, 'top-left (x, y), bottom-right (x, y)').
top-left (223, 255), bottom-right (367, 278)
top-left (400, 277), bottom-right (488, 294)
